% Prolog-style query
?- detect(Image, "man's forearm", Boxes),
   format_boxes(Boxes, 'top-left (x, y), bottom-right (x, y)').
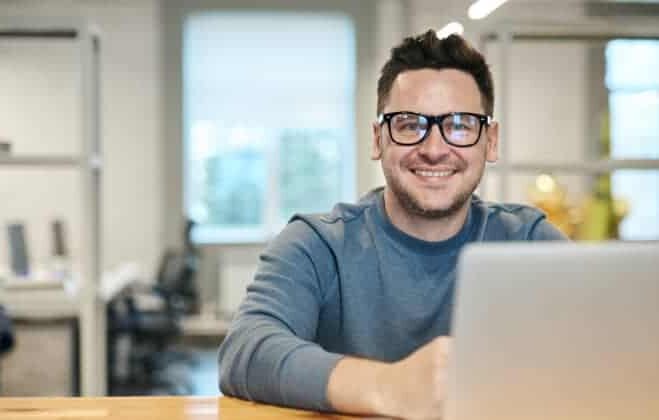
top-left (219, 321), bottom-right (344, 411)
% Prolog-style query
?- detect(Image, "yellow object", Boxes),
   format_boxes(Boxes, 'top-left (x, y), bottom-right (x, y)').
top-left (575, 175), bottom-right (629, 241)
top-left (529, 112), bottom-right (628, 241)
top-left (528, 174), bottom-right (578, 238)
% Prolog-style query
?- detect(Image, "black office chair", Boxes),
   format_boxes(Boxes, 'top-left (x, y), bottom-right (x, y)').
top-left (107, 220), bottom-right (201, 395)
top-left (108, 251), bottom-right (195, 395)
top-left (0, 305), bottom-right (14, 355)
top-left (0, 305), bottom-right (15, 395)
top-left (153, 247), bottom-right (200, 317)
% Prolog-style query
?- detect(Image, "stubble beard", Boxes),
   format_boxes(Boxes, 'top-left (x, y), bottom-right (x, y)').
top-left (384, 167), bottom-right (482, 220)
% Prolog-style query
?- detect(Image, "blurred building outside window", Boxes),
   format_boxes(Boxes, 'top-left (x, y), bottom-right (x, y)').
top-left (606, 39), bottom-right (659, 240)
top-left (183, 12), bottom-right (356, 243)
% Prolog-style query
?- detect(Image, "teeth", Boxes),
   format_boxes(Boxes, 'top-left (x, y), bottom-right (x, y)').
top-left (415, 170), bottom-right (454, 177)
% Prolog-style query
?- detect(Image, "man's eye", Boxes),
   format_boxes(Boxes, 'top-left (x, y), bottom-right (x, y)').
top-left (401, 122), bottom-right (420, 131)
top-left (448, 122), bottom-right (473, 131)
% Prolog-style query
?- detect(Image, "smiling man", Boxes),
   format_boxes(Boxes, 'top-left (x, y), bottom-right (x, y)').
top-left (218, 30), bottom-right (565, 420)
top-left (374, 67), bottom-right (499, 242)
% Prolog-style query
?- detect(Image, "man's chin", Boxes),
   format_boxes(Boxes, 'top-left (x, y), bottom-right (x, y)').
top-left (403, 198), bottom-right (465, 219)
top-left (410, 204), bottom-right (461, 219)
top-left (385, 176), bottom-right (474, 220)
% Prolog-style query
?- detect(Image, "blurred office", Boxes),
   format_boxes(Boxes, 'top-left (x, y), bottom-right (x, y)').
top-left (0, 0), bottom-right (657, 397)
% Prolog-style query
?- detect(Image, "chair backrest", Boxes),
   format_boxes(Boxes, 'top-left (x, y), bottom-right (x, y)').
top-left (0, 305), bottom-right (14, 355)
top-left (154, 249), bottom-right (199, 314)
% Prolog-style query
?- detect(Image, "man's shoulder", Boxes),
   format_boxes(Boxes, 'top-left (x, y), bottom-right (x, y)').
top-left (472, 196), bottom-right (565, 240)
top-left (291, 188), bottom-right (380, 228)
top-left (476, 198), bottom-right (546, 221)
top-left (271, 189), bottom-right (380, 260)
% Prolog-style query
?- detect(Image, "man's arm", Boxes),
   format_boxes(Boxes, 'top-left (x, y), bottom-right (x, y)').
top-left (218, 220), bottom-right (343, 411)
top-left (327, 337), bottom-right (451, 420)
top-left (218, 219), bottom-right (453, 417)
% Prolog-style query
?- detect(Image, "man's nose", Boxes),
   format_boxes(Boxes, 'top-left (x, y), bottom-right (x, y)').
top-left (417, 124), bottom-right (451, 159)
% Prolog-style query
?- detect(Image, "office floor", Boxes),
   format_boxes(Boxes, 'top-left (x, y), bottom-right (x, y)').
top-left (109, 342), bottom-right (220, 397)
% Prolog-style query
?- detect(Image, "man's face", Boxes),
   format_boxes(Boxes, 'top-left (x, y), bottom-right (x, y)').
top-left (372, 68), bottom-right (498, 219)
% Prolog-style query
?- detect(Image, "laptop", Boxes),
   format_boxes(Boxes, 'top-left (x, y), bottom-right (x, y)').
top-left (446, 241), bottom-right (659, 420)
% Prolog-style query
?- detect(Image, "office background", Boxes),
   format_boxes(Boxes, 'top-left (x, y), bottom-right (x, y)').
top-left (0, 0), bottom-right (657, 397)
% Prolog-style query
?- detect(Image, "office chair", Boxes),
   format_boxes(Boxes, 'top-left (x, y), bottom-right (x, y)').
top-left (108, 252), bottom-right (194, 395)
top-left (0, 305), bottom-right (15, 395)
top-left (107, 221), bottom-right (201, 395)
top-left (0, 305), bottom-right (14, 355)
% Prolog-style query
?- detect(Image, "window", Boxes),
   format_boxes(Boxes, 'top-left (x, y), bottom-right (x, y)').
top-left (606, 40), bottom-right (659, 239)
top-left (183, 12), bottom-right (356, 243)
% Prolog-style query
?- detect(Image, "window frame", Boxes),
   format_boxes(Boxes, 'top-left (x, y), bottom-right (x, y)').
top-left (478, 25), bottom-right (659, 193)
top-left (477, 22), bottom-right (659, 241)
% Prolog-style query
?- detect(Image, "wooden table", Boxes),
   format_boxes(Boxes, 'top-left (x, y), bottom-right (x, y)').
top-left (0, 396), bottom-right (384, 419)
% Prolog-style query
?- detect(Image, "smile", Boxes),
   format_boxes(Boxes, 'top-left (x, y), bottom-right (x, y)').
top-left (412, 169), bottom-right (456, 178)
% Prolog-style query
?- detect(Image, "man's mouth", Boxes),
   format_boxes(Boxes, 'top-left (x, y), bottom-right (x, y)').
top-left (411, 169), bottom-right (457, 178)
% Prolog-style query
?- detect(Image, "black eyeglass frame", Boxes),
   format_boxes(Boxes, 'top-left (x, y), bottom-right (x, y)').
top-left (377, 111), bottom-right (493, 148)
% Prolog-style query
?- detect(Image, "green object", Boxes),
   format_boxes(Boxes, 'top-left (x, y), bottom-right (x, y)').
top-left (578, 112), bottom-right (619, 240)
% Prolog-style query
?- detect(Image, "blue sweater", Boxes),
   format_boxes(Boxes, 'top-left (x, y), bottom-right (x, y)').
top-left (218, 188), bottom-right (565, 411)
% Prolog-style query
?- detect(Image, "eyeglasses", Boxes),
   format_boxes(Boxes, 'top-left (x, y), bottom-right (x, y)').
top-left (378, 111), bottom-right (493, 147)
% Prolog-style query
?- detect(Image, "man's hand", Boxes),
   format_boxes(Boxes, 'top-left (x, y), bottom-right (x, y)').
top-left (377, 336), bottom-right (451, 420)
top-left (327, 336), bottom-right (452, 420)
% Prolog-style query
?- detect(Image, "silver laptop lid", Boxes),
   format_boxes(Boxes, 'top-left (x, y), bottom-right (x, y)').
top-left (446, 242), bottom-right (659, 420)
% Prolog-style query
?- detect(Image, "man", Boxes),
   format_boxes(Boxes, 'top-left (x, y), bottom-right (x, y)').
top-left (218, 30), bottom-right (565, 419)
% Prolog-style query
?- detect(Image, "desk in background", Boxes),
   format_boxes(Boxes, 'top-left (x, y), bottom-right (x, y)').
top-left (180, 314), bottom-right (230, 338)
top-left (0, 286), bottom-right (79, 396)
top-left (0, 396), bottom-right (370, 419)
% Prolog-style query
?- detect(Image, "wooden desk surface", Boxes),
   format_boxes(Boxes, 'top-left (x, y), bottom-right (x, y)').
top-left (0, 396), bottom-right (381, 419)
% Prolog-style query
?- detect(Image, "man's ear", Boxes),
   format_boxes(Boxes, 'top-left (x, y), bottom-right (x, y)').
top-left (485, 121), bottom-right (499, 163)
top-left (371, 122), bottom-right (383, 160)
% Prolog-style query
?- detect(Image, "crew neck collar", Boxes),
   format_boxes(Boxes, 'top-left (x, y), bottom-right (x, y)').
top-left (373, 189), bottom-right (475, 255)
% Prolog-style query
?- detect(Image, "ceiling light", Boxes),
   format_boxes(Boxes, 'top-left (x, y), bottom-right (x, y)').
top-left (468, 0), bottom-right (509, 20)
top-left (436, 22), bottom-right (464, 39)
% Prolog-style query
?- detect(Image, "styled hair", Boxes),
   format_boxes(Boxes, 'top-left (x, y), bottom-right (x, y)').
top-left (377, 30), bottom-right (494, 115)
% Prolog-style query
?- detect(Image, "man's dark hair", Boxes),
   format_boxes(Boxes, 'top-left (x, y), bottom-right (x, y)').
top-left (377, 30), bottom-right (494, 115)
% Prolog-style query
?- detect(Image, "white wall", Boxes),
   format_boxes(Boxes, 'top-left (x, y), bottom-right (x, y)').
top-left (484, 39), bottom-right (594, 203)
top-left (0, 0), bottom-right (163, 277)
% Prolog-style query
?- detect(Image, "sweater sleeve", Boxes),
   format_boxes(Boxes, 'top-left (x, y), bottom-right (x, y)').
top-left (528, 217), bottom-right (569, 240)
top-left (217, 219), bottom-right (344, 411)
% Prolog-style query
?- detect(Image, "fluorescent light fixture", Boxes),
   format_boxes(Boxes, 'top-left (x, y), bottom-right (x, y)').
top-left (436, 22), bottom-right (464, 39)
top-left (468, 0), bottom-right (509, 20)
